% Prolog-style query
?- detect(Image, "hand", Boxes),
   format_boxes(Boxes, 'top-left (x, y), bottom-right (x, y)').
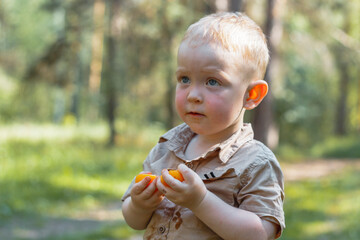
top-left (130, 175), bottom-right (164, 212)
top-left (156, 164), bottom-right (207, 210)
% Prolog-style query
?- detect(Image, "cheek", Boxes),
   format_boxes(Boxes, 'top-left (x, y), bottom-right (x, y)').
top-left (206, 96), bottom-right (241, 119)
top-left (175, 90), bottom-right (186, 114)
top-left (205, 96), bottom-right (228, 114)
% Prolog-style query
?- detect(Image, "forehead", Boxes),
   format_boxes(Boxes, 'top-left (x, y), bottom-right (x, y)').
top-left (178, 41), bottom-right (232, 64)
top-left (177, 41), bottom-right (256, 82)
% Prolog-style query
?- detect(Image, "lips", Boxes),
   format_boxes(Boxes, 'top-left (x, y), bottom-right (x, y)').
top-left (187, 111), bottom-right (205, 117)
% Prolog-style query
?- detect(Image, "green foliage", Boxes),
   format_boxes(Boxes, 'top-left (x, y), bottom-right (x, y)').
top-left (281, 168), bottom-right (360, 240)
top-left (1, 0), bottom-right (59, 75)
top-left (275, 50), bottom-right (336, 148)
top-left (0, 123), bottom-right (161, 217)
top-left (311, 135), bottom-right (360, 158)
top-left (276, 135), bottom-right (360, 161)
top-left (1, 124), bottom-right (359, 239)
top-left (274, 0), bottom-right (360, 148)
top-left (1, 0), bottom-right (360, 239)
top-left (0, 0), bottom-right (359, 153)
top-left (0, 123), bottom-right (164, 239)
top-left (0, 69), bottom-right (18, 122)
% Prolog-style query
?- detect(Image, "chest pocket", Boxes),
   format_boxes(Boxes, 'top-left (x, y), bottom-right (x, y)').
top-left (198, 167), bottom-right (239, 206)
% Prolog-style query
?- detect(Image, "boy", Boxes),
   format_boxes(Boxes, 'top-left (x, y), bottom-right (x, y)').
top-left (122, 12), bottom-right (285, 240)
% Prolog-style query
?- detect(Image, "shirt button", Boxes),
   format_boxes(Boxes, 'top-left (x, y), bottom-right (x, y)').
top-left (158, 226), bottom-right (166, 234)
top-left (185, 162), bottom-right (194, 169)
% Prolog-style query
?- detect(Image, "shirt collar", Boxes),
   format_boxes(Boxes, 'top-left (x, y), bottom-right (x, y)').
top-left (159, 123), bottom-right (254, 164)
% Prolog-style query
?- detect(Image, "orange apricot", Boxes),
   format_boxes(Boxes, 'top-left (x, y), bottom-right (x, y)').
top-left (135, 173), bottom-right (156, 186)
top-left (161, 170), bottom-right (184, 187)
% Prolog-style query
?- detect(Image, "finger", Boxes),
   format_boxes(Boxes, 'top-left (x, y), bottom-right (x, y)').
top-left (141, 177), bottom-right (159, 199)
top-left (178, 163), bottom-right (194, 182)
top-left (132, 176), bottom-right (151, 195)
top-left (150, 186), bottom-right (165, 201)
top-left (147, 191), bottom-right (165, 207)
top-left (153, 188), bottom-right (165, 198)
top-left (161, 169), bottom-right (178, 189)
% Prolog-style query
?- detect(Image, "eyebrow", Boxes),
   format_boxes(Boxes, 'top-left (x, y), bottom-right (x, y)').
top-left (202, 66), bottom-right (221, 71)
top-left (201, 66), bottom-right (231, 79)
top-left (200, 66), bottom-right (223, 74)
top-left (176, 66), bottom-right (231, 80)
top-left (176, 66), bottom-right (224, 73)
top-left (175, 67), bottom-right (187, 75)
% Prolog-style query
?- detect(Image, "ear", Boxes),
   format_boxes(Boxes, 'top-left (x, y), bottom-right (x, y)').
top-left (244, 80), bottom-right (268, 110)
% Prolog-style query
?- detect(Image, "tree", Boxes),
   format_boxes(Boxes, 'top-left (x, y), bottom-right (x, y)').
top-left (22, 0), bottom-right (89, 123)
top-left (333, 3), bottom-right (354, 136)
top-left (103, 0), bottom-right (121, 145)
top-left (159, 0), bottom-right (176, 129)
top-left (252, 0), bottom-right (284, 148)
top-left (228, 0), bottom-right (246, 12)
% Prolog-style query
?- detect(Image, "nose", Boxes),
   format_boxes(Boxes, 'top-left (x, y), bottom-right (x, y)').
top-left (187, 85), bottom-right (203, 103)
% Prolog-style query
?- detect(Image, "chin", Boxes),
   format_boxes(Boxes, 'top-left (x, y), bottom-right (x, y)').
top-left (186, 124), bottom-right (208, 135)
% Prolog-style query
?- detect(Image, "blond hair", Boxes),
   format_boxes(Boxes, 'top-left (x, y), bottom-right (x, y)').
top-left (181, 12), bottom-right (269, 80)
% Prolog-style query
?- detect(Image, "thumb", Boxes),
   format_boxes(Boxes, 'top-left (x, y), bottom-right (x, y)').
top-left (178, 164), bottom-right (195, 182)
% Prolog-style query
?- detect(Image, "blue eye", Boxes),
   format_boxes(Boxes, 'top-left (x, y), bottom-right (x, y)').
top-left (207, 79), bottom-right (220, 86)
top-left (180, 76), bottom-right (191, 84)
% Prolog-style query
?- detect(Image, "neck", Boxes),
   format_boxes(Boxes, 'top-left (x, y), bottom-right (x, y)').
top-left (184, 109), bottom-right (245, 160)
top-left (185, 122), bottom-right (243, 160)
top-left (198, 119), bottom-right (244, 146)
top-left (195, 111), bottom-right (245, 151)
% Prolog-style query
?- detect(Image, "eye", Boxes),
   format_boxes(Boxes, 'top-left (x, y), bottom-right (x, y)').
top-left (207, 79), bottom-right (220, 86)
top-left (179, 76), bottom-right (191, 84)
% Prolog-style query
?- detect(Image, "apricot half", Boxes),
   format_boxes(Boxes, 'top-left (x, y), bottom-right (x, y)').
top-left (135, 173), bottom-right (156, 186)
top-left (161, 170), bottom-right (184, 187)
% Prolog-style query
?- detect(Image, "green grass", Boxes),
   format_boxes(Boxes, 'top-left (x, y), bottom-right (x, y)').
top-left (0, 123), bottom-right (359, 239)
top-left (280, 167), bottom-right (360, 240)
top-left (276, 135), bottom-right (360, 162)
top-left (0, 123), bottom-right (161, 239)
top-left (311, 135), bottom-right (360, 158)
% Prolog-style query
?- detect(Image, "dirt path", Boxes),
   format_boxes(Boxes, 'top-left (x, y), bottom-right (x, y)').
top-left (2, 159), bottom-right (359, 240)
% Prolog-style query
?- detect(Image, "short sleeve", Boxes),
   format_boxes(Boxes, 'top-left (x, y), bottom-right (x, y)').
top-left (237, 157), bottom-right (285, 238)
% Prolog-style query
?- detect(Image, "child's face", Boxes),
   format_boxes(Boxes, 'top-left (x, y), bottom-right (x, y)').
top-left (175, 41), bottom-right (248, 139)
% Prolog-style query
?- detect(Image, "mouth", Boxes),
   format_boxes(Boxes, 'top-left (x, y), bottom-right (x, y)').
top-left (187, 111), bottom-right (205, 117)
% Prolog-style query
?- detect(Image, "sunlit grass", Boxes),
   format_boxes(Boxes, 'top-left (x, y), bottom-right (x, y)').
top-left (1, 123), bottom-right (359, 239)
top-left (0, 123), bottom-right (108, 142)
top-left (276, 135), bottom-right (360, 162)
top-left (0, 123), bottom-right (163, 216)
top-left (0, 123), bottom-right (165, 239)
top-left (311, 135), bottom-right (360, 158)
top-left (281, 167), bottom-right (360, 240)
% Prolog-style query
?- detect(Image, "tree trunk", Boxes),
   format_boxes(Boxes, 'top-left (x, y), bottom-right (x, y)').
top-left (67, 6), bottom-right (82, 123)
top-left (104, 0), bottom-right (120, 146)
top-left (252, 0), bottom-right (283, 148)
top-left (228, 0), bottom-right (246, 12)
top-left (334, 11), bottom-right (352, 136)
top-left (357, 74), bottom-right (360, 133)
top-left (160, 0), bottom-right (176, 130)
top-left (334, 60), bottom-right (349, 136)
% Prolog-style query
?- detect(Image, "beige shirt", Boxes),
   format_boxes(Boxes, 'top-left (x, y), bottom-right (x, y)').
top-left (122, 123), bottom-right (285, 240)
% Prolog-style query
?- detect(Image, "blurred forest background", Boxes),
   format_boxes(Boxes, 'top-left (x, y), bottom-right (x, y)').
top-left (0, 0), bottom-right (359, 239)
